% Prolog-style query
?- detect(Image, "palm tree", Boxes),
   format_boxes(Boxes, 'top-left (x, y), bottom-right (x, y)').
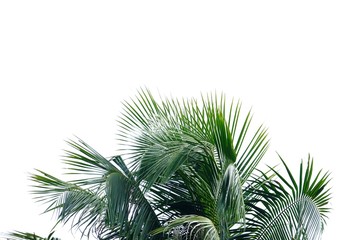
top-left (7, 89), bottom-right (331, 240)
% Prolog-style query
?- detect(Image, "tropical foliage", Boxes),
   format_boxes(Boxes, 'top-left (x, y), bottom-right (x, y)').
top-left (6, 89), bottom-right (331, 240)
top-left (6, 231), bottom-right (59, 240)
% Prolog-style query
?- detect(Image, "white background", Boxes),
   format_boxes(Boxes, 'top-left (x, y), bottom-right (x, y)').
top-left (1, 1), bottom-right (359, 239)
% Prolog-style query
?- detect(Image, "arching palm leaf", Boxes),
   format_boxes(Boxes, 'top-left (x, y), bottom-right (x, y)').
top-left (236, 155), bottom-right (331, 240)
top-left (6, 231), bottom-right (59, 240)
top-left (30, 139), bottom-right (160, 239)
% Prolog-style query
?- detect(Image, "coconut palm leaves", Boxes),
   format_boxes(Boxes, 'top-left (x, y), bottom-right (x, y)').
top-left (236, 156), bottom-right (331, 240)
top-left (117, 89), bottom-right (269, 238)
top-left (30, 139), bottom-right (160, 239)
top-left (9, 89), bottom-right (331, 240)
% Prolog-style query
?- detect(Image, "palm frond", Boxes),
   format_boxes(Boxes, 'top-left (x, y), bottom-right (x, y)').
top-left (30, 139), bottom-right (160, 239)
top-left (238, 155), bottom-right (331, 240)
top-left (5, 231), bottom-right (59, 240)
top-left (216, 164), bottom-right (245, 238)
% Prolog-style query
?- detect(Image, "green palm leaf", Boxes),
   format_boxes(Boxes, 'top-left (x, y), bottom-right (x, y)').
top-left (31, 139), bottom-right (160, 239)
top-left (238, 155), bottom-right (331, 240)
top-left (6, 231), bottom-right (59, 240)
